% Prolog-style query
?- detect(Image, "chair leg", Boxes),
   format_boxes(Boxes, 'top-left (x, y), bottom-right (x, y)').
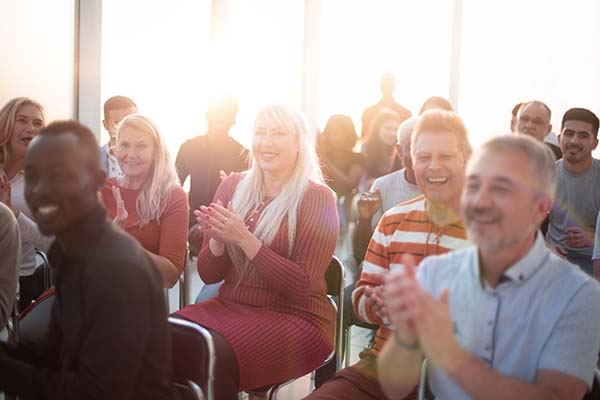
top-left (344, 327), bottom-right (351, 367)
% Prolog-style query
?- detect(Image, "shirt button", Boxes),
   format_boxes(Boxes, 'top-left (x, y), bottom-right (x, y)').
top-left (485, 345), bottom-right (491, 351)
top-left (487, 320), bottom-right (493, 326)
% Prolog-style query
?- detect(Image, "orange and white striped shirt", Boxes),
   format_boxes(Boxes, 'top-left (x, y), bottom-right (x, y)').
top-left (352, 195), bottom-right (469, 355)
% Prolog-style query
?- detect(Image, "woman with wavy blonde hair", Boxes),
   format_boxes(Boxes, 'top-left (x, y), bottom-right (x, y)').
top-left (0, 97), bottom-right (53, 310)
top-left (100, 114), bottom-right (189, 287)
top-left (176, 103), bottom-right (340, 399)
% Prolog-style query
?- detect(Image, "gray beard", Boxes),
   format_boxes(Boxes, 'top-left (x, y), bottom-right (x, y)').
top-left (470, 221), bottom-right (536, 253)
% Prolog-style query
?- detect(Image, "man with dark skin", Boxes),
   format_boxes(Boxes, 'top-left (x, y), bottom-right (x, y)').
top-left (0, 120), bottom-right (171, 400)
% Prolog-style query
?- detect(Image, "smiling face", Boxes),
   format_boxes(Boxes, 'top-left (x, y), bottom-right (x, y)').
top-left (24, 132), bottom-right (102, 236)
top-left (412, 130), bottom-right (466, 206)
top-left (515, 102), bottom-right (551, 142)
top-left (115, 125), bottom-right (155, 182)
top-left (461, 148), bottom-right (547, 253)
top-left (8, 104), bottom-right (44, 161)
top-left (559, 119), bottom-right (598, 166)
top-left (252, 116), bottom-right (299, 180)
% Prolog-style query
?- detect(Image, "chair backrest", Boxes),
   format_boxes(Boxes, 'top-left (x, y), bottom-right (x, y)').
top-left (325, 256), bottom-right (345, 297)
top-left (169, 317), bottom-right (215, 400)
top-left (173, 380), bottom-right (204, 400)
top-left (18, 288), bottom-right (55, 344)
top-left (34, 249), bottom-right (52, 291)
top-left (324, 256), bottom-right (345, 372)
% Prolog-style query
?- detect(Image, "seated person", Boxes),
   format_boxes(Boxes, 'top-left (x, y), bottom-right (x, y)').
top-left (353, 116), bottom-right (422, 265)
top-left (361, 111), bottom-right (403, 184)
top-left (0, 97), bottom-right (53, 311)
top-left (546, 108), bottom-right (600, 275)
top-left (0, 120), bottom-right (172, 399)
top-left (379, 135), bottom-right (600, 400)
top-left (176, 104), bottom-right (339, 399)
top-left (307, 110), bottom-right (472, 400)
top-left (0, 202), bottom-right (19, 330)
top-left (319, 114), bottom-right (366, 241)
top-left (101, 114), bottom-right (189, 288)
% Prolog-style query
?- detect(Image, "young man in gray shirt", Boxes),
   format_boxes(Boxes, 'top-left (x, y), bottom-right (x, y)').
top-left (546, 108), bottom-right (600, 275)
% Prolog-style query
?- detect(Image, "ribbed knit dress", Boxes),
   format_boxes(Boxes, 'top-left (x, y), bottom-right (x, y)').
top-left (176, 173), bottom-right (340, 390)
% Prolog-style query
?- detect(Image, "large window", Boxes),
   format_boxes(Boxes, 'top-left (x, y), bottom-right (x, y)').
top-left (316, 0), bottom-right (454, 131)
top-left (101, 0), bottom-right (304, 153)
top-left (0, 0), bottom-right (75, 121)
top-left (458, 0), bottom-right (600, 150)
top-left (101, 0), bottom-right (212, 156)
top-left (225, 0), bottom-right (304, 147)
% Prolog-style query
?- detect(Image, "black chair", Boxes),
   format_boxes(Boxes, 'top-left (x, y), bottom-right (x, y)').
top-left (244, 256), bottom-right (346, 399)
top-left (34, 249), bottom-right (52, 291)
top-left (169, 316), bottom-right (216, 400)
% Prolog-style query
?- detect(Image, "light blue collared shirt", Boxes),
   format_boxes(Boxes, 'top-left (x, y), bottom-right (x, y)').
top-left (416, 233), bottom-right (600, 399)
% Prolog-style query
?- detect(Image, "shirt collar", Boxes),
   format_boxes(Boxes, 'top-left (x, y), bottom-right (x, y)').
top-left (476, 232), bottom-right (549, 288)
top-left (502, 232), bottom-right (548, 284)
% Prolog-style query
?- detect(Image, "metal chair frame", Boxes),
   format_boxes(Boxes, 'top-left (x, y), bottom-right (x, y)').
top-left (169, 317), bottom-right (216, 400)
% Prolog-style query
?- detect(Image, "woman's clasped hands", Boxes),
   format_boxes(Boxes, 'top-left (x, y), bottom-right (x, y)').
top-left (194, 200), bottom-right (250, 246)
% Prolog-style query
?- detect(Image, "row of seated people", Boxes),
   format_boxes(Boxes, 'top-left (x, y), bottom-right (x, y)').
top-left (0, 95), bottom-right (599, 399)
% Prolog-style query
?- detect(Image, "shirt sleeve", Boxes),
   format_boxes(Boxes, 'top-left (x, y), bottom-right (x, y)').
top-left (250, 184), bottom-right (340, 302)
top-left (369, 178), bottom-right (383, 231)
top-left (157, 186), bottom-right (189, 273)
top-left (353, 210), bottom-right (392, 325)
top-left (0, 206), bottom-right (19, 330)
top-left (592, 212), bottom-right (600, 260)
top-left (196, 174), bottom-right (238, 284)
top-left (538, 281), bottom-right (600, 388)
top-left (17, 212), bottom-right (54, 252)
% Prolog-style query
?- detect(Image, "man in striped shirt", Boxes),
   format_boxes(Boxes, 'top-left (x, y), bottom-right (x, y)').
top-left (306, 110), bottom-right (472, 400)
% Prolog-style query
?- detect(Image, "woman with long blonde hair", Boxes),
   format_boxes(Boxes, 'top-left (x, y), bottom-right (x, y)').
top-left (176, 104), bottom-right (339, 399)
top-left (100, 114), bottom-right (188, 287)
top-left (0, 97), bottom-right (53, 310)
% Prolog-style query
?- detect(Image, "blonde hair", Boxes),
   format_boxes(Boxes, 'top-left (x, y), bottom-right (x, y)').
top-left (228, 103), bottom-right (326, 279)
top-left (411, 110), bottom-right (472, 161)
top-left (117, 114), bottom-right (178, 227)
top-left (0, 97), bottom-right (45, 164)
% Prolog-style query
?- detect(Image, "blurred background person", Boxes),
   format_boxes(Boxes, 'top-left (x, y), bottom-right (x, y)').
top-left (0, 97), bottom-right (52, 311)
top-left (101, 114), bottom-right (189, 288)
top-left (176, 95), bottom-right (249, 258)
top-left (0, 202), bottom-right (19, 330)
top-left (418, 95), bottom-right (454, 114)
top-left (100, 95), bottom-right (138, 178)
top-left (319, 114), bottom-right (366, 242)
top-left (361, 73), bottom-right (411, 139)
top-left (361, 111), bottom-right (403, 184)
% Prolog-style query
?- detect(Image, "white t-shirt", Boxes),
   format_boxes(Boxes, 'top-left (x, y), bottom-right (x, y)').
top-left (369, 168), bottom-right (422, 230)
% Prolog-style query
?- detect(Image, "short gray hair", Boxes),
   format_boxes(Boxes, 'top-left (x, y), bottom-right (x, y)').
top-left (476, 135), bottom-right (556, 200)
top-left (397, 116), bottom-right (419, 147)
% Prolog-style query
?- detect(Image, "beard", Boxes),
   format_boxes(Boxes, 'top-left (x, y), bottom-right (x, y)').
top-left (466, 206), bottom-right (536, 252)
